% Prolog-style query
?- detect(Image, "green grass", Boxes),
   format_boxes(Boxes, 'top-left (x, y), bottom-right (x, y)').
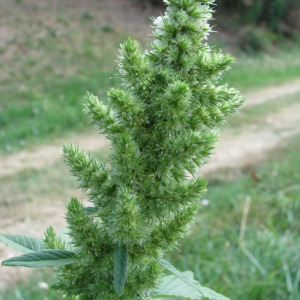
top-left (0, 69), bottom-right (116, 153)
top-left (223, 46), bottom-right (300, 91)
top-left (0, 2), bottom-right (124, 154)
top-left (2, 44), bottom-right (300, 154)
top-left (0, 270), bottom-right (59, 300)
top-left (1, 1), bottom-right (300, 154)
top-left (0, 45), bottom-right (119, 154)
top-left (167, 134), bottom-right (300, 300)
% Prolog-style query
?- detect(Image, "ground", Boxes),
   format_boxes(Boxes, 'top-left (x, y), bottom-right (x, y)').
top-left (0, 0), bottom-right (300, 291)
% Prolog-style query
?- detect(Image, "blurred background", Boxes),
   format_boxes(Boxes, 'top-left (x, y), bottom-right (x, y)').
top-left (0, 0), bottom-right (300, 299)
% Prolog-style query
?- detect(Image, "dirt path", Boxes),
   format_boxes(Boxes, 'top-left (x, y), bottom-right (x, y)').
top-left (0, 132), bottom-right (110, 178)
top-left (244, 78), bottom-right (300, 107)
top-left (0, 80), bottom-right (300, 290)
top-left (201, 100), bottom-right (300, 175)
top-left (1, 79), bottom-right (300, 178)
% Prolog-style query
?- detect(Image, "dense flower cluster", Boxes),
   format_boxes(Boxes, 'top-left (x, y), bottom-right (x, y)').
top-left (44, 0), bottom-right (244, 298)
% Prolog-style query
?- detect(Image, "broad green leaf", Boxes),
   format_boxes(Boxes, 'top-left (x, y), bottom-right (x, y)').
top-left (152, 272), bottom-right (203, 299)
top-left (2, 249), bottom-right (77, 268)
top-left (114, 244), bottom-right (128, 296)
top-left (157, 258), bottom-right (230, 300)
top-left (0, 234), bottom-right (45, 253)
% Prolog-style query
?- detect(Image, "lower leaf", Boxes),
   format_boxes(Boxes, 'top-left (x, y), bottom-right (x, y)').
top-left (1, 249), bottom-right (77, 268)
top-left (156, 258), bottom-right (230, 300)
top-left (114, 244), bottom-right (128, 296)
top-left (0, 234), bottom-right (45, 253)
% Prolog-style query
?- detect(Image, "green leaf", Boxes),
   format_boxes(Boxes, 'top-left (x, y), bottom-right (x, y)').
top-left (157, 258), bottom-right (230, 300)
top-left (114, 244), bottom-right (128, 296)
top-left (0, 234), bottom-right (45, 253)
top-left (152, 272), bottom-right (202, 299)
top-left (2, 250), bottom-right (77, 268)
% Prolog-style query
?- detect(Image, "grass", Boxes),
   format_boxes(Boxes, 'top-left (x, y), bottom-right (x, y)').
top-left (167, 134), bottom-right (300, 300)
top-left (223, 46), bottom-right (300, 91)
top-left (0, 1), bottom-right (300, 154)
top-left (0, 1), bottom-right (125, 154)
top-left (0, 38), bottom-right (120, 154)
top-left (2, 45), bottom-right (300, 154)
top-left (0, 69), bottom-right (116, 153)
top-left (0, 270), bottom-right (58, 300)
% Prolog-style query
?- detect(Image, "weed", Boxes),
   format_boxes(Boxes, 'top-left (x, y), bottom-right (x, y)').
top-left (1, 86), bottom-right (298, 300)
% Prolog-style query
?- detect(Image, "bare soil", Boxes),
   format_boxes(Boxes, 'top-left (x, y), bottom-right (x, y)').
top-left (201, 79), bottom-right (300, 176)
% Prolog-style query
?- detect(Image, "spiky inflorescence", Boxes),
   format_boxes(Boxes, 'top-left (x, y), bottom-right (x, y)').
top-left (44, 0), bottom-right (244, 299)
